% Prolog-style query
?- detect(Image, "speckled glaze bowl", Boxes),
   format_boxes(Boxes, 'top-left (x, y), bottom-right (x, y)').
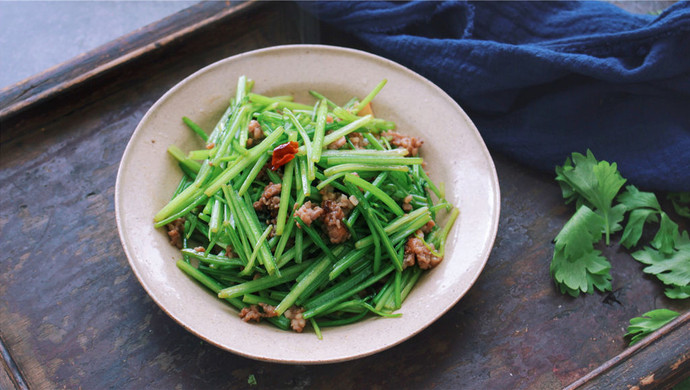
top-left (115, 45), bottom-right (500, 363)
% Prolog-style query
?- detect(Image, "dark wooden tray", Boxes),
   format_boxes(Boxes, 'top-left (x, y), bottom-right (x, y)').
top-left (1, 2), bottom-right (688, 389)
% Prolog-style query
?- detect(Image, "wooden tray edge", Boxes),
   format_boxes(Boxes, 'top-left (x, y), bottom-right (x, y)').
top-left (0, 1), bottom-right (261, 122)
top-left (1, 2), bottom-right (687, 388)
top-left (0, 332), bottom-right (28, 390)
top-left (565, 310), bottom-right (690, 389)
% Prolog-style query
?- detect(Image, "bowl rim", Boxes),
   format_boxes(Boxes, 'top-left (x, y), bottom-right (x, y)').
top-left (115, 43), bottom-right (501, 364)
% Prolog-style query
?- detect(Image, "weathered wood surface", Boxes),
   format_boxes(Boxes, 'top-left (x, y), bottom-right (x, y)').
top-left (566, 311), bottom-right (690, 389)
top-left (0, 334), bottom-right (28, 390)
top-left (0, 1), bottom-right (256, 123)
top-left (1, 2), bottom-right (688, 389)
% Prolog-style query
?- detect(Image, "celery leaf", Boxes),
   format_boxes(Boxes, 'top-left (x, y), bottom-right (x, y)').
top-left (555, 150), bottom-right (627, 245)
top-left (624, 309), bottom-right (679, 345)
top-left (668, 192), bottom-right (690, 218)
top-left (620, 208), bottom-right (659, 249)
top-left (664, 285), bottom-right (690, 299)
top-left (650, 212), bottom-right (680, 256)
top-left (632, 230), bottom-right (690, 287)
top-left (550, 205), bottom-right (611, 295)
top-left (617, 185), bottom-right (661, 211)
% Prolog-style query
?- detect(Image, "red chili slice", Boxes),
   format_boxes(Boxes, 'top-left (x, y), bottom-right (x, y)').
top-left (271, 141), bottom-right (299, 171)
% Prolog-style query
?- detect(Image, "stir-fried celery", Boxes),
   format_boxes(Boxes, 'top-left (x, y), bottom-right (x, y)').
top-left (156, 77), bottom-right (458, 335)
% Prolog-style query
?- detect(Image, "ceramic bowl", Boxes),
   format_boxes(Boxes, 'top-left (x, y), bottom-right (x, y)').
top-left (115, 44), bottom-right (500, 363)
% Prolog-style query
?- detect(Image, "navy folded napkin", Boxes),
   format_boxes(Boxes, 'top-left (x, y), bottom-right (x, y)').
top-left (301, 1), bottom-right (690, 192)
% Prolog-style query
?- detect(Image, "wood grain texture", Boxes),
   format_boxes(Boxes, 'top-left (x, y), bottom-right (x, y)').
top-left (565, 311), bottom-right (690, 389)
top-left (0, 366), bottom-right (15, 390)
top-left (0, 1), bottom-right (256, 123)
top-left (0, 1), bottom-right (688, 389)
top-left (0, 333), bottom-right (28, 390)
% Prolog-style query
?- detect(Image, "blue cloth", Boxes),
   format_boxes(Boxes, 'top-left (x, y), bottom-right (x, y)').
top-left (301, 1), bottom-right (690, 192)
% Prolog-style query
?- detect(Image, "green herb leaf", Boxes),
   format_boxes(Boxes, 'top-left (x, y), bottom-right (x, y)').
top-left (664, 285), bottom-right (690, 300)
top-left (603, 203), bottom-right (626, 239)
top-left (619, 208), bottom-right (659, 249)
top-left (650, 212), bottom-right (680, 256)
top-left (632, 230), bottom-right (690, 287)
top-left (550, 205), bottom-right (611, 295)
top-left (624, 309), bottom-right (679, 345)
top-left (551, 248), bottom-right (611, 296)
top-left (616, 185), bottom-right (669, 250)
top-left (554, 205), bottom-right (603, 257)
top-left (555, 150), bottom-right (627, 245)
top-left (668, 192), bottom-right (690, 218)
top-left (617, 185), bottom-right (661, 211)
top-left (552, 152), bottom-right (688, 347)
